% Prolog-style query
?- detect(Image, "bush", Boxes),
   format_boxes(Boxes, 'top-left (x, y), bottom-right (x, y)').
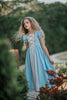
top-left (55, 63), bottom-right (67, 75)
top-left (37, 70), bottom-right (67, 100)
top-left (0, 39), bottom-right (29, 100)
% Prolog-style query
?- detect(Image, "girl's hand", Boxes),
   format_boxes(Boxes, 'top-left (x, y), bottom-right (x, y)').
top-left (49, 59), bottom-right (54, 65)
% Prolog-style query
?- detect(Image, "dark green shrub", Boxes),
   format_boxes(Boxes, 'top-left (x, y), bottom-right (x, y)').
top-left (0, 39), bottom-right (29, 100)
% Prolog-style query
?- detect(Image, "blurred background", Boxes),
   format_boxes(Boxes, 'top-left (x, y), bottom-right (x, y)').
top-left (0, 0), bottom-right (67, 65)
top-left (0, 0), bottom-right (67, 100)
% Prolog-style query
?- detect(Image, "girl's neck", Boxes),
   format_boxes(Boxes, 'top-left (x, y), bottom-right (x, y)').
top-left (27, 29), bottom-right (36, 36)
top-left (28, 28), bottom-right (35, 33)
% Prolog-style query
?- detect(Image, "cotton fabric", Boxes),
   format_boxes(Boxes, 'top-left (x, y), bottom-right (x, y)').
top-left (22, 30), bottom-right (58, 92)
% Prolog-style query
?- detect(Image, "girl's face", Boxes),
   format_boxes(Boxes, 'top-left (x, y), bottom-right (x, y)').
top-left (23, 19), bottom-right (32, 30)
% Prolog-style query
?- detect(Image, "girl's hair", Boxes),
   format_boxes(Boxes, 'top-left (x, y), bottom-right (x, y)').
top-left (12, 16), bottom-right (45, 43)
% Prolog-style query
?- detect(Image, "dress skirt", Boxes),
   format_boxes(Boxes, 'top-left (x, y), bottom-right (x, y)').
top-left (25, 45), bottom-right (58, 92)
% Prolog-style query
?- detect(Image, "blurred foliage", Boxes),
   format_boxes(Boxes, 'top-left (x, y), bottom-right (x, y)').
top-left (0, 39), bottom-right (29, 100)
top-left (0, 1), bottom-right (67, 64)
top-left (0, 0), bottom-right (34, 13)
top-left (59, 67), bottom-right (67, 75)
top-left (55, 62), bottom-right (67, 75)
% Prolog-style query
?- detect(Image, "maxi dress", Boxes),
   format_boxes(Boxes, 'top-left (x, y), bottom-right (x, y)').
top-left (22, 30), bottom-right (58, 92)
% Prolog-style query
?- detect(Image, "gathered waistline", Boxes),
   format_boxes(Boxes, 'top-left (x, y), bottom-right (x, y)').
top-left (28, 44), bottom-right (41, 48)
top-left (27, 44), bottom-right (41, 52)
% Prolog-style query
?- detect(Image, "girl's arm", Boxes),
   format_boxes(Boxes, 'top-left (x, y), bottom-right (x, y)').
top-left (39, 37), bottom-right (54, 64)
top-left (24, 42), bottom-right (29, 50)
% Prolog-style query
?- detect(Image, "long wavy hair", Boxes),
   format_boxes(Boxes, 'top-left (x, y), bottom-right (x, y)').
top-left (12, 16), bottom-right (45, 43)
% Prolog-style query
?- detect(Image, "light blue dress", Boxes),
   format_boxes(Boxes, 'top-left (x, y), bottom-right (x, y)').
top-left (22, 30), bottom-right (58, 92)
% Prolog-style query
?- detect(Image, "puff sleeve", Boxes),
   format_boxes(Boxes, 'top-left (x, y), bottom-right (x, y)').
top-left (38, 30), bottom-right (44, 39)
top-left (22, 35), bottom-right (28, 43)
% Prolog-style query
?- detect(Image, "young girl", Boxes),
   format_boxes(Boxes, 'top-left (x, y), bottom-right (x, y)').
top-left (19, 16), bottom-right (57, 92)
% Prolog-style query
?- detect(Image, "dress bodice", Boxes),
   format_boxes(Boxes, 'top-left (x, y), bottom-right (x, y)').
top-left (22, 30), bottom-right (44, 48)
top-left (27, 34), bottom-right (35, 47)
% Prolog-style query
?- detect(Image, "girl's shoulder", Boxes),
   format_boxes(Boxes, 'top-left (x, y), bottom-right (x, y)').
top-left (37, 30), bottom-right (44, 39)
